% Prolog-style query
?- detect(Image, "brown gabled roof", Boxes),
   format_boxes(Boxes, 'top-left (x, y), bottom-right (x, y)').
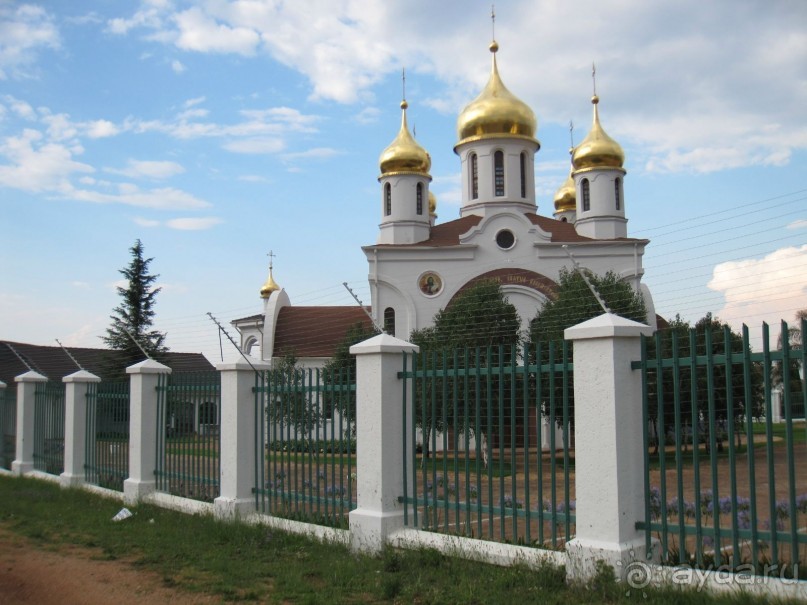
top-left (524, 213), bottom-right (594, 242)
top-left (0, 340), bottom-right (214, 386)
top-left (273, 306), bottom-right (373, 358)
top-left (370, 212), bottom-right (644, 248)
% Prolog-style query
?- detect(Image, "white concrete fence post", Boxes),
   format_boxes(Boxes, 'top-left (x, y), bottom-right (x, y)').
top-left (348, 333), bottom-right (418, 554)
top-left (214, 356), bottom-right (271, 520)
top-left (60, 370), bottom-right (101, 488)
top-left (12, 370), bottom-right (47, 476)
top-left (123, 359), bottom-right (171, 505)
top-left (564, 313), bottom-right (657, 582)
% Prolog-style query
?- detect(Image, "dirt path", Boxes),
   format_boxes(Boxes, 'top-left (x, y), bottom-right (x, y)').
top-left (0, 528), bottom-right (220, 604)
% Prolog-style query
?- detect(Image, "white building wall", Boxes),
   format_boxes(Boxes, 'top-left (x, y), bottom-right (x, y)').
top-left (367, 212), bottom-right (650, 339)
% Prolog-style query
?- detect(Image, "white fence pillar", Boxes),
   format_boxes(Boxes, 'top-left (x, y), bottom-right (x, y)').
top-left (564, 313), bottom-right (656, 582)
top-left (60, 370), bottom-right (101, 488)
top-left (348, 334), bottom-right (418, 554)
top-left (12, 371), bottom-right (47, 476)
top-left (214, 356), bottom-right (270, 520)
top-left (123, 359), bottom-right (171, 505)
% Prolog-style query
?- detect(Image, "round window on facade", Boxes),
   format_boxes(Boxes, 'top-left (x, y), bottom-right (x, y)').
top-left (495, 229), bottom-right (516, 250)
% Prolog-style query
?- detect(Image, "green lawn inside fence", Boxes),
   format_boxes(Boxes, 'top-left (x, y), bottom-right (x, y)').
top-left (753, 421), bottom-right (807, 445)
top-left (1, 475), bottom-right (801, 605)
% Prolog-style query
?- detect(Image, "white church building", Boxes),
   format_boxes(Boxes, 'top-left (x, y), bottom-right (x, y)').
top-left (234, 39), bottom-right (656, 365)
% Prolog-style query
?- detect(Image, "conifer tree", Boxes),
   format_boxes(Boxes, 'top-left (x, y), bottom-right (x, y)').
top-left (103, 239), bottom-right (168, 369)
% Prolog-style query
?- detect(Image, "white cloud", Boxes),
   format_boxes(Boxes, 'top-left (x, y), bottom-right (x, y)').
top-left (108, 0), bottom-right (807, 173)
top-left (223, 137), bottom-right (284, 154)
top-left (707, 245), bottom-right (807, 332)
top-left (3, 95), bottom-right (36, 119)
top-left (354, 107), bottom-right (381, 125)
top-left (106, 2), bottom-right (166, 35)
top-left (173, 7), bottom-right (260, 55)
top-left (72, 184), bottom-right (211, 210)
top-left (107, 159), bottom-right (185, 179)
top-left (86, 119), bottom-right (119, 138)
top-left (786, 219), bottom-right (807, 230)
top-left (171, 59), bottom-right (185, 73)
top-left (0, 4), bottom-right (60, 79)
top-left (131, 216), bottom-right (223, 230)
top-left (431, 173), bottom-right (461, 208)
top-left (166, 217), bottom-right (223, 230)
top-left (238, 174), bottom-right (268, 182)
top-left (282, 147), bottom-right (341, 161)
top-left (0, 129), bottom-right (93, 192)
top-left (133, 217), bottom-right (161, 227)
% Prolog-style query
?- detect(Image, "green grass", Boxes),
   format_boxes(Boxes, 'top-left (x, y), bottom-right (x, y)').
top-left (0, 475), bottom-right (801, 604)
top-left (752, 420), bottom-right (807, 445)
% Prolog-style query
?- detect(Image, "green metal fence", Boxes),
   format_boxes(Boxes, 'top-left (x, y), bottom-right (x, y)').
top-left (155, 372), bottom-right (221, 502)
top-left (635, 319), bottom-right (806, 577)
top-left (400, 342), bottom-right (575, 548)
top-left (0, 386), bottom-right (16, 470)
top-left (254, 366), bottom-right (357, 526)
top-left (33, 381), bottom-right (66, 475)
top-left (85, 381), bottom-right (130, 491)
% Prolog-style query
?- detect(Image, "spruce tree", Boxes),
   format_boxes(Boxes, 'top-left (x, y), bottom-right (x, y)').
top-left (102, 239), bottom-right (168, 370)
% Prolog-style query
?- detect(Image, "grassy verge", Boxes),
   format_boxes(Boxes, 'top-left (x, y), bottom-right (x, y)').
top-left (0, 475), bottom-right (799, 604)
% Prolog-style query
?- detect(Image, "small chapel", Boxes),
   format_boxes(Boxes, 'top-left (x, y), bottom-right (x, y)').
top-left (233, 38), bottom-right (656, 366)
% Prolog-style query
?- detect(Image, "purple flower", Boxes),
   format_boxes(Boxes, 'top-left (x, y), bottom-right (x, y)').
top-left (796, 493), bottom-right (807, 515)
top-left (649, 487), bottom-right (662, 520)
top-left (718, 496), bottom-right (733, 515)
top-left (775, 500), bottom-right (791, 521)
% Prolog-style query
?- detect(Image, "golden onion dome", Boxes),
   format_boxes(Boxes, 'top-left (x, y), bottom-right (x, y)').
top-left (553, 172), bottom-right (576, 213)
top-left (428, 190), bottom-right (437, 215)
top-left (259, 267), bottom-right (280, 298)
top-left (379, 100), bottom-right (431, 176)
top-left (554, 147), bottom-right (576, 212)
top-left (456, 41), bottom-right (537, 146)
top-left (572, 95), bottom-right (625, 170)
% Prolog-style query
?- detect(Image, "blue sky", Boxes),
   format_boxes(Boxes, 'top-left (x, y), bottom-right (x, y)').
top-left (1, 0), bottom-right (805, 362)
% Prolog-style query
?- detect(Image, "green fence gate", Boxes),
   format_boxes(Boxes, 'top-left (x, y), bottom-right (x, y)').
top-left (635, 319), bottom-right (806, 578)
top-left (400, 342), bottom-right (575, 548)
top-left (155, 372), bottom-right (221, 502)
top-left (0, 386), bottom-right (16, 470)
top-left (33, 381), bottom-right (66, 475)
top-left (85, 380), bottom-right (130, 491)
top-left (254, 366), bottom-right (357, 526)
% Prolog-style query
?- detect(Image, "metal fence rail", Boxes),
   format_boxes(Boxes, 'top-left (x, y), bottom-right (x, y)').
top-left (254, 367), bottom-right (357, 526)
top-left (400, 342), bottom-right (575, 549)
top-left (155, 372), bottom-right (221, 502)
top-left (85, 381), bottom-right (130, 491)
top-left (33, 381), bottom-right (65, 475)
top-left (0, 386), bottom-right (16, 470)
top-left (636, 319), bottom-right (806, 577)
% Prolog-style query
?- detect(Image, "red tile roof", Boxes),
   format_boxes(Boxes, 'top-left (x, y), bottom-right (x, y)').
top-left (273, 306), bottom-right (374, 358)
top-left (370, 212), bottom-right (646, 247)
